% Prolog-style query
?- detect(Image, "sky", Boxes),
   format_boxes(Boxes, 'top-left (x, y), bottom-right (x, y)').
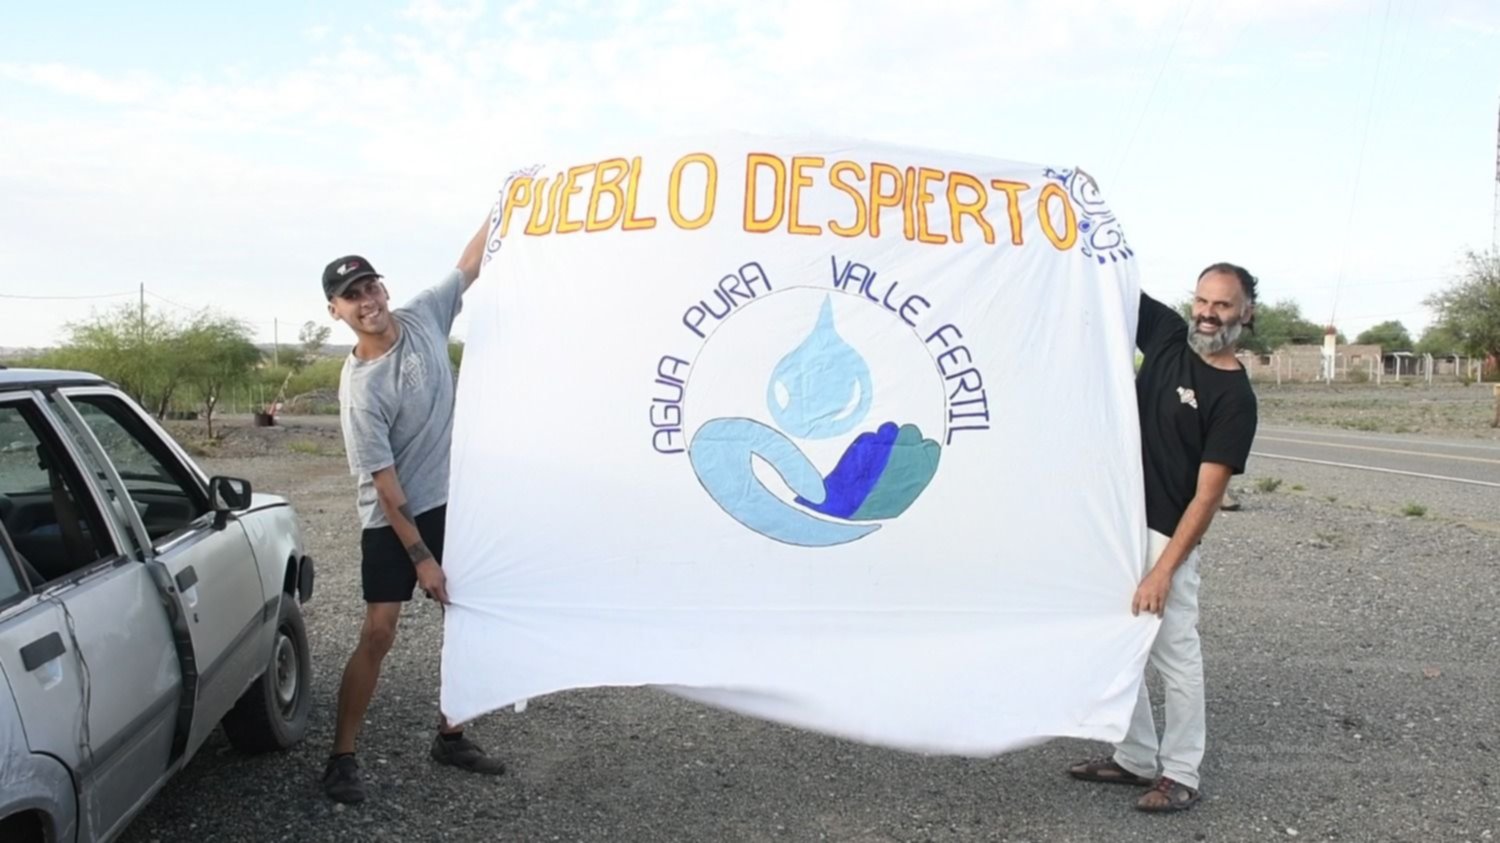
top-left (2, 0), bottom-right (1498, 349)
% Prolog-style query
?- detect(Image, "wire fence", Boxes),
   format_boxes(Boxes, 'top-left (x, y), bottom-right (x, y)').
top-left (1240, 350), bottom-right (1492, 386)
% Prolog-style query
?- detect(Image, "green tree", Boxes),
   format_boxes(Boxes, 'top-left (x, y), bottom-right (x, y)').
top-left (178, 315), bottom-right (261, 438)
top-left (298, 320), bottom-right (332, 369)
top-left (46, 306), bottom-right (263, 432)
top-left (1425, 251), bottom-right (1500, 366)
top-left (1415, 323), bottom-right (1463, 356)
top-left (1355, 320), bottom-right (1413, 352)
top-left (1249, 300), bottom-right (1328, 353)
top-left (285, 358), bottom-right (343, 396)
top-left (57, 304), bottom-right (187, 416)
top-left (448, 340), bottom-right (465, 372)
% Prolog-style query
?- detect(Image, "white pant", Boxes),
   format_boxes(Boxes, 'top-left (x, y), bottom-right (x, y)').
top-left (1113, 529), bottom-right (1205, 789)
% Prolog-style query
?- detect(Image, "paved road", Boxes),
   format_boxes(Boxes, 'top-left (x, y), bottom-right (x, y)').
top-left (1251, 426), bottom-right (1500, 488)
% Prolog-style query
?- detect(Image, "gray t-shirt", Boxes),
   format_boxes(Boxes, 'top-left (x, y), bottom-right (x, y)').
top-left (339, 270), bottom-right (464, 529)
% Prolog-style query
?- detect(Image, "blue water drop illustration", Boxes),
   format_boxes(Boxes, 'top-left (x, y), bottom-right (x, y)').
top-left (766, 296), bottom-right (873, 440)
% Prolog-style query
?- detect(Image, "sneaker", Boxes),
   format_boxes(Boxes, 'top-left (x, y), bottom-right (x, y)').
top-left (430, 733), bottom-right (506, 775)
top-left (321, 754), bottom-right (366, 804)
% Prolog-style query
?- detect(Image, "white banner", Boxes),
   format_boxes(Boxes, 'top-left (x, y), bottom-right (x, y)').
top-left (440, 134), bottom-right (1156, 754)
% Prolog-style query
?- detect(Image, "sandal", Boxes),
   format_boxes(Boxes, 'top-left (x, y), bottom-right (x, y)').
top-left (1066, 757), bottom-right (1153, 786)
top-left (1136, 776), bottom-right (1201, 812)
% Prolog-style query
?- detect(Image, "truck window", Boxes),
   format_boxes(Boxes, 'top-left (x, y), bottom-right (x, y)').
top-left (0, 401), bottom-right (114, 583)
top-left (67, 395), bottom-right (208, 543)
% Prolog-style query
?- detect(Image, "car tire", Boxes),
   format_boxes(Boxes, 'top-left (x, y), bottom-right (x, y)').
top-left (221, 596), bottom-right (312, 753)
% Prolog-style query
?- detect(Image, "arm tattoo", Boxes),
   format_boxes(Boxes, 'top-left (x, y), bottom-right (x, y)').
top-left (406, 540), bottom-right (433, 565)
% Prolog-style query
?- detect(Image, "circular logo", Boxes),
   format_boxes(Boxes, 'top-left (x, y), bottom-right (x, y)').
top-left (685, 286), bottom-right (945, 547)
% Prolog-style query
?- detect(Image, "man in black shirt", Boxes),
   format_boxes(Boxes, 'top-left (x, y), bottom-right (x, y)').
top-left (1068, 262), bottom-right (1260, 813)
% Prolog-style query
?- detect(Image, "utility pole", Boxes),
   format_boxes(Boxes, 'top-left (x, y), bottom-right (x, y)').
top-left (1493, 97), bottom-right (1499, 253)
top-left (273, 318), bottom-right (279, 367)
top-left (139, 282), bottom-right (145, 345)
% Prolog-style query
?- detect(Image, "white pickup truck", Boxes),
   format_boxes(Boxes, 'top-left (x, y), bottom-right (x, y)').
top-left (0, 369), bottom-right (316, 842)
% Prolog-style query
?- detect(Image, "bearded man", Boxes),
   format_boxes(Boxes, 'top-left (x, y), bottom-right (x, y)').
top-left (1067, 262), bottom-right (1260, 813)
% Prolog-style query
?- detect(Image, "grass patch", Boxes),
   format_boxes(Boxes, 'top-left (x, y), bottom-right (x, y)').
top-left (288, 440), bottom-right (324, 456)
top-left (1291, 484), bottom-right (1306, 491)
top-left (1255, 477), bottom-right (1283, 493)
top-left (1313, 530), bottom-right (1343, 548)
top-left (1402, 502), bottom-right (1428, 518)
top-left (181, 440), bottom-right (217, 458)
top-left (1326, 495), bottom-right (1338, 502)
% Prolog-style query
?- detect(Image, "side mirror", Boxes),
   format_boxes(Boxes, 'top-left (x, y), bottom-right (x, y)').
top-left (209, 476), bottom-right (253, 514)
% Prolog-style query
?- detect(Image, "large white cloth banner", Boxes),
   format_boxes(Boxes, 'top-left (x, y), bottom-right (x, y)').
top-left (441, 134), bottom-right (1157, 754)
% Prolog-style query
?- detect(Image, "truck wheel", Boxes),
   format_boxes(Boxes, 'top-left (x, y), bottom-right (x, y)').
top-left (222, 596), bottom-right (312, 753)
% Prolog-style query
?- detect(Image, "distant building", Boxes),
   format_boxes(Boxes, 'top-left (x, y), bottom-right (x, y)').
top-left (1237, 343), bottom-right (1383, 382)
top-left (1238, 344), bottom-right (1491, 383)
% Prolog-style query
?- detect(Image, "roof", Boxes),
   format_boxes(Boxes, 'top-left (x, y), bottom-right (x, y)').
top-left (0, 368), bottom-right (110, 390)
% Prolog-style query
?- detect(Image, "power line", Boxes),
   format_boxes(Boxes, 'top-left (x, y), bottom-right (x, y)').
top-left (144, 290), bottom-right (304, 327)
top-left (1114, 0), bottom-right (1197, 180)
top-left (144, 290), bottom-right (198, 311)
top-left (1330, 0), bottom-right (1397, 325)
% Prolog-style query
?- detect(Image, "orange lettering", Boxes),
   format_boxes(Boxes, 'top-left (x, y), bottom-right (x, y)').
top-left (1038, 183), bottom-right (1078, 250)
top-left (915, 167), bottom-right (948, 245)
top-left (948, 172), bottom-right (994, 245)
top-left (989, 179), bottom-right (1029, 246)
top-left (668, 153), bottom-right (717, 230)
top-left (828, 161), bottom-right (867, 237)
top-left (744, 153), bottom-right (787, 233)
top-left (586, 158), bottom-right (629, 232)
top-left (868, 163), bottom-right (903, 238)
top-left (787, 156), bottom-right (824, 235)
top-left (622, 156), bottom-right (657, 231)
top-left (500, 177), bottom-right (533, 238)
top-left (903, 167), bottom-right (917, 241)
top-left (556, 164), bottom-right (593, 234)
top-left (525, 174), bottom-right (564, 236)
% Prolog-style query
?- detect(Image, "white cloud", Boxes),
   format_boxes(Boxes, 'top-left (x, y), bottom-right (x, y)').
top-left (1442, 13), bottom-right (1499, 37)
top-left (0, 0), bottom-right (1478, 346)
top-left (402, 0), bottom-right (488, 29)
top-left (0, 61), bottom-right (158, 105)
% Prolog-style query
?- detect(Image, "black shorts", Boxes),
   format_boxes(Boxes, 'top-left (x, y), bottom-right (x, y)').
top-left (361, 505), bottom-right (446, 603)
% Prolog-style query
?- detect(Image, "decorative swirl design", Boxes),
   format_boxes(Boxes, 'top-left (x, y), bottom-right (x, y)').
top-left (1044, 167), bottom-right (1134, 265)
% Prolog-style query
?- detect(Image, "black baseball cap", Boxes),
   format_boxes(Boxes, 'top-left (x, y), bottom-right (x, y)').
top-left (322, 255), bottom-right (382, 299)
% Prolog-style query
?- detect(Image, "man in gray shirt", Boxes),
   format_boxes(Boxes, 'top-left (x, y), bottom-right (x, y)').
top-left (319, 210), bottom-right (505, 804)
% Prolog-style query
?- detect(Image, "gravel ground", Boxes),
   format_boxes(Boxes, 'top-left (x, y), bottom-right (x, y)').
top-left (1256, 383), bottom-right (1500, 439)
top-left (114, 419), bottom-right (1500, 843)
top-left (1237, 454), bottom-right (1500, 530)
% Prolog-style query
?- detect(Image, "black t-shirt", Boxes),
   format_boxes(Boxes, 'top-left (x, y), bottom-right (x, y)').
top-left (1136, 293), bottom-right (1258, 536)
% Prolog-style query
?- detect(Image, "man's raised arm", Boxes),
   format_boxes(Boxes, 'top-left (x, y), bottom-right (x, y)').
top-left (456, 209), bottom-right (492, 291)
